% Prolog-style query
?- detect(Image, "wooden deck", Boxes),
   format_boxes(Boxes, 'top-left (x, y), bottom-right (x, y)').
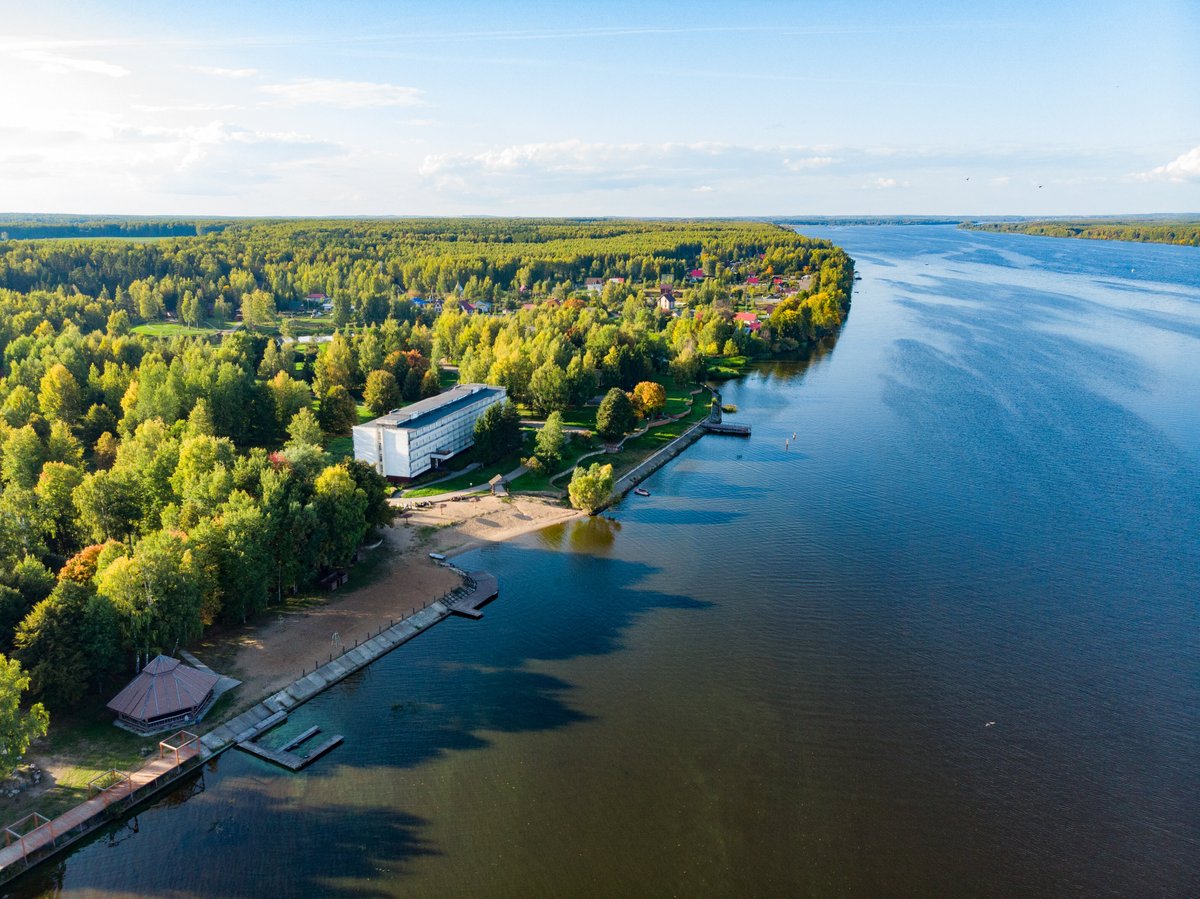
top-left (0, 741), bottom-right (201, 876)
top-left (443, 571), bottom-right (499, 619)
top-left (702, 421), bottom-right (751, 436)
top-left (1, 568), bottom-right (499, 887)
top-left (237, 725), bottom-right (344, 771)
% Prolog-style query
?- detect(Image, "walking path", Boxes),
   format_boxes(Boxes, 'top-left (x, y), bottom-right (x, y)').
top-left (0, 567), bottom-right (500, 887)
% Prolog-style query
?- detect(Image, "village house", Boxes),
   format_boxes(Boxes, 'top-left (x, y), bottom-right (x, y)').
top-left (585, 277), bottom-right (604, 292)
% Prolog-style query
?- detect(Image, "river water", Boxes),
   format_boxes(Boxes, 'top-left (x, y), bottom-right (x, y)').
top-left (13, 226), bottom-right (1200, 897)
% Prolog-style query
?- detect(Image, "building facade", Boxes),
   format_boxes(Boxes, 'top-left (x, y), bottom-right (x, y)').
top-left (352, 383), bottom-right (507, 480)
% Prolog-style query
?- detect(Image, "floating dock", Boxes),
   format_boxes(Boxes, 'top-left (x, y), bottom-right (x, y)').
top-left (0, 569), bottom-right (502, 886)
top-left (237, 723), bottom-right (344, 771)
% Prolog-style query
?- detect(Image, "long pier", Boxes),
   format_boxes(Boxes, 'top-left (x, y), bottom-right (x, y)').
top-left (0, 568), bottom-right (499, 887)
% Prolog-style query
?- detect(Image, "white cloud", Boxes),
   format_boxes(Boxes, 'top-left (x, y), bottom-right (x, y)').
top-left (184, 65), bottom-right (259, 78)
top-left (1139, 146), bottom-right (1200, 182)
top-left (260, 78), bottom-right (424, 108)
top-left (420, 140), bottom-right (847, 193)
top-left (0, 117), bottom-right (342, 198)
top-left (783, 155), bottom-right (838, 171)
top-left (133, 103), bottom-right (244, 113)
top-left (13, 48), bottom-right (130, 78)
top-left (864, 176), bottom-right (908, 189)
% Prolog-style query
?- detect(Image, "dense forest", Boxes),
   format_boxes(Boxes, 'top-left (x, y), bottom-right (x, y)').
top-left (0, 218), bottom-right (853, 717)
top-left (964, 218), bottom-right (1200, 247)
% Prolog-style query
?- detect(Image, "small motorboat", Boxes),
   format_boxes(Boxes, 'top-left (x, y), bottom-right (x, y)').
top-left (633, 487), bottom-right (651, 497)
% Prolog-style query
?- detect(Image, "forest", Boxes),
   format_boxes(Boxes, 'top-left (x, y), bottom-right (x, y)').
top-left (965, 217), bottom-right (1200, 247)
top-left (0, 218), bottom-right (853, 721)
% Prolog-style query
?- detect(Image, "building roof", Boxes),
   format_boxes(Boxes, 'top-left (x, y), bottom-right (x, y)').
top-left (734, 312), bottom-right (760, 322)
top-left (107, 655), bottom-right (218, 722)
top-left (357, 384), bottom-right (506, 432)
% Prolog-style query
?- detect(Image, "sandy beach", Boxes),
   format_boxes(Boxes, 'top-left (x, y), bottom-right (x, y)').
top-left (192, 494), bottom-right (583, 708)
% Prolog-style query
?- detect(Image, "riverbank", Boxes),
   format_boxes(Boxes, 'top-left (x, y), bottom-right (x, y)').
top-left (6, 494), bottom-right (578, 828)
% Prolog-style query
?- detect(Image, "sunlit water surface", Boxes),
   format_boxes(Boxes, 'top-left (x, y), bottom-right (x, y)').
top-left (12, 226), bottom-right (1200, 898)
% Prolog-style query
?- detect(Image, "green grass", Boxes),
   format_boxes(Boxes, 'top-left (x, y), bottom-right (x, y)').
top-left (439, 366), bottom-right (459, 389)
top-left (2, 698), bottom-right (152, 822)
top-left (325, 435), bottom-right (353, 460)
top-left (401, 450), bottom-right (525, 497)
top-left (130, 322), bottom-right (219, 337)
top-left (509, 434), bottom-right (601, 492)
top-left (704, 355), bottom-right (750, 380)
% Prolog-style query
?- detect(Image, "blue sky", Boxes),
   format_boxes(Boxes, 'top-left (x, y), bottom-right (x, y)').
top-left (2, 0), bottom-right (1197, 216)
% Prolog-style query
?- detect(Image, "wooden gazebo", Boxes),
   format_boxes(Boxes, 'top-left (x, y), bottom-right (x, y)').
top-left (107, 656), bottom-right (219, 735)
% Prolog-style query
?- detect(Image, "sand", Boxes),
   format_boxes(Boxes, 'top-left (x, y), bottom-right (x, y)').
top-left (192, 494), bottom-right (582, 708)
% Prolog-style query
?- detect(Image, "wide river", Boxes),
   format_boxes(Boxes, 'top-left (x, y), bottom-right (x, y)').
top-left (13, 226), bottom-right (1200, 898)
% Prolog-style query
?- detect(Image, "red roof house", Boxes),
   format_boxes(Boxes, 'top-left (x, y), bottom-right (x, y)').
top-left (107, 655), bottom-right (220, 735)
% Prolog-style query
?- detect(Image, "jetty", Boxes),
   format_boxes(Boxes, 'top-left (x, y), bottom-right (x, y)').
top-left (237, 720), bottom-right (344, 771)
top-left (0, 567), bottom-right (499, 887)
top-left (702, 421), bottom-right (751, 436)
top-left (0, 731), bottom-right (203, 878)
top-left (603, 389), bottom-right (752, 509)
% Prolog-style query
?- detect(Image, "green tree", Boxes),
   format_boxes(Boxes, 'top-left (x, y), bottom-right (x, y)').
top-left (266, 371), bottom-right (313, 438)
top-left (529, 359), bottom-right (569, 415)
top-left (16, 580), bottom-right (121, 707)
top-left (595, 387), bottom-right (635, 441)
top-left (73, 468), bottom-right (144, 543)
top-left (286, 408), bottom-right (324, 448)
top-left (310, 466), bottom-right (368, 569)
top-left (2, 426), bottom-right (48, 490)
top-left (240, 289), bottom-right (277, 329)
top-left (319, 385), bottom-right (359, 435)
top-left (96, 530), bottom-right (204, 667)
top-left (534, 411), bottom-right (567, 465)
top-left (0, 655), bottom-right (49, 775)
top-left (38, 363), bottom-right (82, 423)
top-left (35, 461), bottom-right (85, 554)
top-left (568, 462), bottom-right (613, 514)
top-left (363, 370), bottom-right (401, 417)
top-left (179, 290), bottom-right (202, 327)
top-left (472, 401), bottom-right (522, 464)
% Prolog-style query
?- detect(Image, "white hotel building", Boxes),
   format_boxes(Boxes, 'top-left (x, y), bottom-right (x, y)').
top-left (352, 383), bottom-right (507, 480)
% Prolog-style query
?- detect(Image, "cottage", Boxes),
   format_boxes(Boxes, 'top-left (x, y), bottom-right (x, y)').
top-left (607, 277), bottom-right (626, 285)
top-left (657, 292), bottom-right (676, 313)
top-left (107, 655), bottom-right (220, 735)
top-left (585, 278), bottom-right (604, 292)
top-left (688, 268), bottom-right (706, 280)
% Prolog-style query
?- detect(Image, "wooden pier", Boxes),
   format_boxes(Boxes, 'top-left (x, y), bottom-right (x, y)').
top-left (442, 571), bottom-right (499, 619)
top-left (702, 421), bottom-right (751, 436)
top-left (0, 732), bottom-right (204, 880)
top-left (237, 723), bottom-right (344, 771)
top-left (0, 567), bottom-right (499, 888)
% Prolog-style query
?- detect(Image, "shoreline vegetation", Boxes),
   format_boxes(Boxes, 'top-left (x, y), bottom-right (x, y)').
top-left (0, 217), bottom-right (853, 829)
top-left (963, 217), bottom-right (1200, 247)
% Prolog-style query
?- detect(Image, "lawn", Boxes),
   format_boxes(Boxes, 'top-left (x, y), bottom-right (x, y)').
top-left (599, 398), bottom-right (711, 478)
top-left (130, 321), bottom-right (222, 338)
top-left (704, 355), bottom-right (750, 379)
top-left (509, 433), bottom-right (602, 493)
top-left (2, 699), bottom-right (151, 823)
top-left (400, 449), bottom-right (526, 497)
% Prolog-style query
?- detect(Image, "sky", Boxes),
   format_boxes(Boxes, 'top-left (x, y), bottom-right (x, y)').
top-left (1, 0), bottom-right (1198, 217)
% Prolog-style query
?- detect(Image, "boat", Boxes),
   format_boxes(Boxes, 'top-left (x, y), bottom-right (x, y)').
top-left (633, 487), bottom-right (650, 497)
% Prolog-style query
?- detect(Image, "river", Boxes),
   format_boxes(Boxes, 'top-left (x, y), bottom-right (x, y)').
top-left (12, 225), bottom-right (1200, 897)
